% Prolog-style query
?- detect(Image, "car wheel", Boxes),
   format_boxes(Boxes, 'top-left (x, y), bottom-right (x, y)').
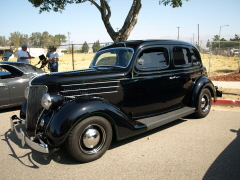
top-left (66, 116), bottom-right (112, 163)
top-left (194, 88), bottom-right (212, 118)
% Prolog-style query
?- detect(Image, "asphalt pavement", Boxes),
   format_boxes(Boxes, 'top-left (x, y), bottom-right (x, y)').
top-left (212, 81), bottom-right (240, 106)
top-left (1, 107), bottom-right (239, 180)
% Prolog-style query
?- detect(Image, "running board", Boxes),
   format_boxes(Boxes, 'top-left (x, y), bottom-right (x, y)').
top-left (136, 107), bottom-right (195, 131)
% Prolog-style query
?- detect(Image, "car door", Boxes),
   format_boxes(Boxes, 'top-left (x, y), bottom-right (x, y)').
top-left (0, 78), bottom-right (10, 108)
top-left (130, 45), bottom-right (174, 118)
top-left (7, 75), bottom-right (29, 105)
top-left (170, 45), bottom-right (202, 107)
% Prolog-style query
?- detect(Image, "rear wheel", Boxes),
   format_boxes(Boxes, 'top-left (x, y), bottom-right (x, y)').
top-left (193, 88), bottom-right (212, 118)
top-left (66, 116), bottom-right (112, 163)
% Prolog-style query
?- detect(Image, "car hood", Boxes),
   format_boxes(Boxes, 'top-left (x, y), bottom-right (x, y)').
top-left (31, 67), bottom-right (127, 88)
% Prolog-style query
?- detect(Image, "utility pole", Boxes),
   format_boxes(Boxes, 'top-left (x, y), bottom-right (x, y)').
top-left (177, 27), bottom-right (180, 40)
top-left (193, 34), bottom-right (195, 44)
top-left (197, 24), bottom-right (199, 46)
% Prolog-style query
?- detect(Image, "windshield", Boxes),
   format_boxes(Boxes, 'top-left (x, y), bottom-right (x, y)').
top-left (90, 47), bottom-right (134, 68)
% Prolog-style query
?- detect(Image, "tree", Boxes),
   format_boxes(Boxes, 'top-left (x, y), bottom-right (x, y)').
top-left (92, 40), bottom-right (101, 52)
top-left (8, 32), bottom-right (22, 53)
top-left (0, 36), bottom-right (9, 46)
top-left (28, 0), bottom-right (189, 43)
top-left (206, 39), bottom-right (211, 49)
top-left (82, 41), bottom-right (89, 53)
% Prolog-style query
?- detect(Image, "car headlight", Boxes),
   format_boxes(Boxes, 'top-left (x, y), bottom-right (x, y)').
top-left (41, 93), bottom-right (64, 110)
top-left (41, 94), bottom-right (52, 110)
top-left (24, 87), bottom-right (29, 99)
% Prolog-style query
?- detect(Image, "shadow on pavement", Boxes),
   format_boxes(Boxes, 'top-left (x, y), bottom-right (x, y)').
top-left (203, 128), bottom-right (240, 180)
top-left (4, 119), bottom-right (186, 166)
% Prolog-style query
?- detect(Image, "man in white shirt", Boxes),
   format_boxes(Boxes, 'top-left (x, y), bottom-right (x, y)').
top-left (17, 44), bottom-right (34, 64)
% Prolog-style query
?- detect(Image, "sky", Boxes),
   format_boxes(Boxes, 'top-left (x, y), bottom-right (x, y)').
top-left (1, 0), bottom-right (240, 45)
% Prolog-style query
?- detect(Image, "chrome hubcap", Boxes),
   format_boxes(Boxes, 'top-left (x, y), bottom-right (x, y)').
top-left (201, 94), bottom-right (210, 113)
top-left (83, 128), bottom-right (100, 148)
top-left (80, 124), bottom-right (106, 154)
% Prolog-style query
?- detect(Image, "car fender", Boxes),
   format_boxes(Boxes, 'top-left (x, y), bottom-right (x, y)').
top-left (187, 76), bottom-right (216, 109)
top-left (45, 97), bottom-right (146, 147)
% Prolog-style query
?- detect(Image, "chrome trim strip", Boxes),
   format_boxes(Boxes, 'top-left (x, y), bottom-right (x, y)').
top-left (63, 90), bottom-right (118, 98)
top-left (60, 86), bottom-right (119, 93)
top-left (61, 80), bottom-right (120, 87)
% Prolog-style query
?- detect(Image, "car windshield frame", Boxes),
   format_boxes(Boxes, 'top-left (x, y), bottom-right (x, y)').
top-left (90, 47), bottom-right (134, 68)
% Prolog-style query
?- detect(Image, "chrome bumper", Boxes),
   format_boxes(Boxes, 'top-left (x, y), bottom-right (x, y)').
top-left (10, 115), bottom-right (49, 153)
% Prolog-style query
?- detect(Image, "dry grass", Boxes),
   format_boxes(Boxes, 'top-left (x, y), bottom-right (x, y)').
top-left (8, 53), bottom-right (240, 75)
top-left (201, 53), bottom-right (240, 76)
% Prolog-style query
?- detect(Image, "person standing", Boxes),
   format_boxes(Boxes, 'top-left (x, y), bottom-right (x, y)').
top-left (47, 46), bottom-right (59, 72)
top-left (17, 44), bottom-right (34, 64)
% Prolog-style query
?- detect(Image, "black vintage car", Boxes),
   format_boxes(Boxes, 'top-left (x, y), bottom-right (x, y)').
top-left (10, 40), bottom-right (222, 163)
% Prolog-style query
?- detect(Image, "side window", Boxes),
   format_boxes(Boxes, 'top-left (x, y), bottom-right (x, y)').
top-left (136, 47), bottom-right (169, 70)
top-left (191, 48), bottom-right (201, 66)
top-left (173, 47), bottom-right (191, 66)
top-left (0, 67), bottom-right (11, 79)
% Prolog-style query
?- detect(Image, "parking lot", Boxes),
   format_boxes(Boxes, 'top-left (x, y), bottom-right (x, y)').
top-left (1, 106), bottom-right (240, 180)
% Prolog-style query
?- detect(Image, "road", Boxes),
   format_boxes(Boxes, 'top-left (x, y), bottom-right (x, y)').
top-left (0, 106), bottom-right (240, 180)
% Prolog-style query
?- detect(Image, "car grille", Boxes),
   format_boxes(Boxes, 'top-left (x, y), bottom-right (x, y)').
top-left (60, 81), bottom-right (119, 98)
top-left (26, 85), bottom-right (48, 136)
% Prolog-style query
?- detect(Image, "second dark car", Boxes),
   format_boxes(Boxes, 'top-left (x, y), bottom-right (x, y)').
top-left (0, 61), bottom-right (45, 109)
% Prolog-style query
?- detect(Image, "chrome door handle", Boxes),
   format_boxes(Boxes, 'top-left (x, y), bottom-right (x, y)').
top-left (169, 76), bottom-right (180, 79)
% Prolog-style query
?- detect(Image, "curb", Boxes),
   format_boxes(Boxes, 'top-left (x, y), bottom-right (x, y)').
top-left (212, 99), bottom-right (240, 106)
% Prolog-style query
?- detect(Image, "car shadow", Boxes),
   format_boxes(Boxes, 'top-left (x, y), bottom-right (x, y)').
top-left (0, 106), bottom-right (20, 113)
top-left (203, 128), bottom-right (240, 180)
top-left (4, 119), bottom-right (186, 166)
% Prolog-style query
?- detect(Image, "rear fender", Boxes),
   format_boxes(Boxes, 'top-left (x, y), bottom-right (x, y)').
top-left (187, 76), bottom-right (216, 109)
top-left (45, 97), bottom-right (146, 147)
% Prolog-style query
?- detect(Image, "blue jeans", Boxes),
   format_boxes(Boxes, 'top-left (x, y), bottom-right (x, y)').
top-left (48, 62), bottom-right (58, 72)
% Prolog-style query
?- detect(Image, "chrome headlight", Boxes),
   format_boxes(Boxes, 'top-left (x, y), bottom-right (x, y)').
top-left (24, 87), bottom-right (29, 99)
top-left (41, 94), bottom-right (52, 110)
top-left (41, 93), bottom-right (64, 110)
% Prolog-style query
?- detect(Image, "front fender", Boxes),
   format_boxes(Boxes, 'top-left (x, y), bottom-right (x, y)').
top-left (45, 97), bottom-right (146, 147)
top-left (187, 76), bottom-right (216, 109)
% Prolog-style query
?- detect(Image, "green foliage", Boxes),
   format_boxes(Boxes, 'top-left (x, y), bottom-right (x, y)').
top-left (8, 31), bottom-right (29, 52)
top-left (92, 40), bottom-right (101, 53)
top-left (29, 31), bottom-right (67, 47)
top-left (0, 36), bottom-right (9, 46)
top-left (28, 0), bottom-right (88, 13)
top-left (81, 41), bottom-right (89, 53)
top-left (159, 0), bottom-right (189, 8)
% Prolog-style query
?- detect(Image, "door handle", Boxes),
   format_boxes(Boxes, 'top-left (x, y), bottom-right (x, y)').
top-left (169, 76), bottom-right (180, 79)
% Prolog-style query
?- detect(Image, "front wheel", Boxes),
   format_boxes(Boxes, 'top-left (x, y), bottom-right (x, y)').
top-left (66, 116), bottom-right (112, 163)
top-left (193, 88), bottom-right (212, 118)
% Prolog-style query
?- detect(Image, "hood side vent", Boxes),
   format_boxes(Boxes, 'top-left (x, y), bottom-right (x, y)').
top-left (61, 81), bottom-right (119, 97)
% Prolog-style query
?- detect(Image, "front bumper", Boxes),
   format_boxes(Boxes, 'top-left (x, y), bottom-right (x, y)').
top-left (10, 115), bottom-right (49, 153)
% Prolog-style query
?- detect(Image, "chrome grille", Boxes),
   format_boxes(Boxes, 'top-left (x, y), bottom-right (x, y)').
top-left (61, 81), bottom-right (119, 97)
top-left (26, 85), bottom-right (48, 136)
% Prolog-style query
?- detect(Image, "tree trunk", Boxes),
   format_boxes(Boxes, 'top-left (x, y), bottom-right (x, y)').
top-left (90, 0), bottom-right (142, 43)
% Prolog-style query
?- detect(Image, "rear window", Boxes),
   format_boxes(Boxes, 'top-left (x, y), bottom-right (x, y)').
top-left (173, 47), bottom-right (191, 66)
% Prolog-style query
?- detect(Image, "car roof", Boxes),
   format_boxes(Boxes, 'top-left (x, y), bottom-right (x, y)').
top-left (0, 61), bottom-right (45, 74)
top-left (100, 39), bottom-right (197, 50)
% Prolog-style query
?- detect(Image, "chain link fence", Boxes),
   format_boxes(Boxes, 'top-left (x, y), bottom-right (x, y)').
top-left (2, 40), bottom-right (240, 76)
